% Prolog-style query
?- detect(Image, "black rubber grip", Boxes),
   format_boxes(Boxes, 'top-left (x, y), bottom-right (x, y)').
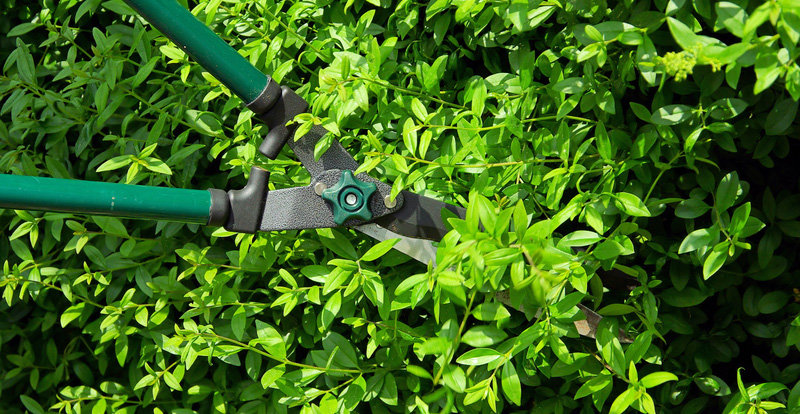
top-left (206, 167), bottom-right (270, 233)
top-left (225, 167), bottom-right (270, 233)
top-left (258, 86), bottom-right (309, 159)
top-left (207, 188), bottom-right (231, 226)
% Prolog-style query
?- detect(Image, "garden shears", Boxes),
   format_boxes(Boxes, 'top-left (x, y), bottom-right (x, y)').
top-left (0, 0), bottom-right (628, 341)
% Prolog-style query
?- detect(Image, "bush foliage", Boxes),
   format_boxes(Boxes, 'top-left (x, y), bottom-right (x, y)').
top-left (2, 0), bottom-right (800, 413)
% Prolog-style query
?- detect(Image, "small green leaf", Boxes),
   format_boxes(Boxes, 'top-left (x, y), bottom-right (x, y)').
top-left (715, 171), bottom-right (740, 211)
top-left (61, 302), bottom-right (86, 327)
top-left (472, 303), bottom-right (511, 321)
top-left (593, 239), bottom-right (626, 260)
top-left (679, 228), bottom-right (719, 254)
top-left (406, 364), bottom-right (433, 379)
top-left (456, 348), bottom-right (502, 366)
top-left (651, 104), bottom-right (694, 125)
top-left (142, 158), bottom-right (172, 175)
top-left (709, 98), bottom-right (748, 120)
top-left (261, 365), bottom-right (285, 389)
top-left (232, 306), bottom-right (246, 340)
top-left (598, 304), bottom-right (638, 316)
top-left (703, 249), bottom-right (727, 279)
top-left (96, 155), bottom-right (133, 172)
top-left (560, 230), bottom-right (603, 247)
top-left (410, 98), bottom-right (428, 121)
top-left (19, 395), bottom-right (45, 414)
top-left (361, 238), bottom-right (400, 261)
top-left (163, 371), bottom-right (182, 391)
top-left (615, 193), bottom-right (651, 217)
top-left (630, 102), bottom-right (652, 122)
top-left (462, 326), bottom-right (509, 347)
top-left (321, 291), bottom-right (341, 331)
top-left (675, 198), bottom-right (711, 219)
top-left (667, 17), bottom-right (703, 49)
top-left (765, 98), bottom-right (798, 135)
top-left (552, 77), bottom-right (586, 94)
top-left (402, 117), bottom-right (418, 158)
top-left (641, 372), bottom-right (679, 388)
top-left (610, 388), bottom-right (637, 414)
top-left (501, 361), bottom-right (522, 405)
top-left (7, 23), bottom-right (39, 37)
top-left (575, 374), bottom-right (613, 399)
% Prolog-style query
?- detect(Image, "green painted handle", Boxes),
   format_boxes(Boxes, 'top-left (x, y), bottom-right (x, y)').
top-left (123, 0), bottom-right (270, 104)
top-left (0, 175), bottom-right (212, 224)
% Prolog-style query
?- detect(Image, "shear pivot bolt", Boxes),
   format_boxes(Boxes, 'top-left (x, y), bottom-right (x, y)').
top-left (314, 182), bottom-right (327, 196)
top-left (320, 170), bottom-right (377, 225)
top-left (383, 195), bottom-right (397, 209)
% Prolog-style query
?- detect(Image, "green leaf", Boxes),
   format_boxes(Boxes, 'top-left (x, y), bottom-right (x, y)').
top-left (595, 121), bottom-right (613, 160)
top-left (552, 77), bottom-right (586, 94)
top-left (163, 371), bottom-right (182, 391)
top-left (96, 155), bottom-right (133, 172)
top-left (575, 374), bottom-right (613, 399)
top-left (598, 304), bottom-right (638, 316)
top-left (135, 307), bottom-right (149, 327)
top-left (501, 361), bottom-right (522, 405)
top-left (560, 230), bottom-right (603, 247)
top-left (61, 302), bottom-right (86, 327)
top-left (630, 102), bottom-right (652, 122)
top-left (261, 365), bottom-right (285, 389)
top-left (253, 321), bottom-right (285, 359)
top-left (610, 388), bottom-right (637, 414)
top-left (593, 239), bottom-right (626, 260)
top-left (703, 249), bottom-right (727, 279)
top-left (651, 105), bottom-right (694, 125)
top-left (667, 17), bottom-right (703, 49)
top-left (19, 395), bottom-right (45, 414)
top-left (406, 365), bottom-right (433, 379)
top-left (456, 348), bottom-right (503, 366)
top-left (641, 372), bottom-right (679, 388)
top-left (765, 98), bottom-right (798, 135)
top-left (94, 83), bottom-right (109, 112)
top-left (472, 303), bottom-right (511, 321)
top-left (361, 238), bottom-right (400, 261)
top-left (661, 287), bottom-right (711, 307)
top-left (743, 2), bottom-right (773, 39)
top-left (94, 216), bottom-right (129, 238)
top-left (679, 228), bottom-right (719, 254)
top-left (615, 192), bottom-right (651, 216)
top-left (142, 158), bottom-right (172, 175)
top-left (402, 118), bottom-right (418, 158)
top-left (321, 291), bottom-right (341, 331)
top-left (410, 98), bottom-right (428, 121)
top-left (715, 171), bottom-right (740, 211)
top-left (715, 2), bottom-right (747, 37)
top-left (8, 23), bottom-right (39, 37)
top-left (232, 306), bottom-right (246, 340)
top-left (675, 198), bottom-right (711, 219)
top-left (462, 326), bottom-right (509, 347)
top-left (709, 98), bottom-right (748, 120)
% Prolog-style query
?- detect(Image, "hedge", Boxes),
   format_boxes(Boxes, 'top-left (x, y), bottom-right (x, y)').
top-left (2, 0), bottom-right (800, 413)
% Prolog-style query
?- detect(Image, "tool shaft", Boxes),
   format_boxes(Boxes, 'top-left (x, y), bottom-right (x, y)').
top-left (0, 175), bottom-right (211, 224)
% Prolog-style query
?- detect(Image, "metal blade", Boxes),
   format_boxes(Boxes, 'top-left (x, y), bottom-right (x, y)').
top-left (355, 223), bottom-right (438, 266)
top-left (373, 191), bottom-right (466, 241)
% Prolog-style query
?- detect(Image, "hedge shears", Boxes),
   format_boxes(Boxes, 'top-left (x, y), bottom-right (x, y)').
top-left (0, 0), bottom-right (629, 341)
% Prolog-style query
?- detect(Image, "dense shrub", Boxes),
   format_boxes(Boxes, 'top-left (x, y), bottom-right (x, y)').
top-left (2, 0), bottom-right (800, 413)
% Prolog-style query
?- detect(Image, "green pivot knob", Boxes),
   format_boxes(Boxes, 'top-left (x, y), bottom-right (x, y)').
top-left (321, 170), bottom-right (377, 225)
